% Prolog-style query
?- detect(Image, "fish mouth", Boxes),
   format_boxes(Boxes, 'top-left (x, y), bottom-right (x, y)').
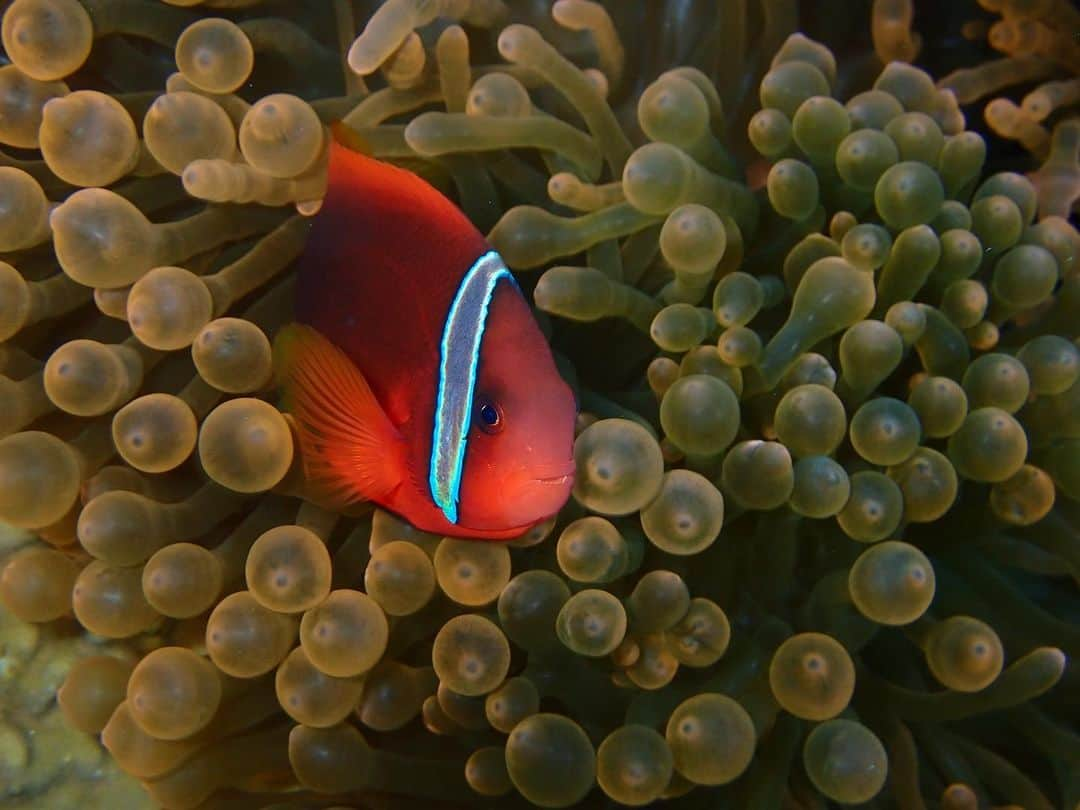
top-left (536, 473), bottom-right (573, 485)
top-left (533, 461), bottom-right (576, 485)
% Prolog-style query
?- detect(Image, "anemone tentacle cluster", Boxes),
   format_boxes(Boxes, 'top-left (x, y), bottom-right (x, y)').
top-left (0, 0), bottom-right (1077, 808)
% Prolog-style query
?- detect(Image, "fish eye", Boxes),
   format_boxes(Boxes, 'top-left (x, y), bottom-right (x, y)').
top-left (476, 398), bottom-right (503, 434)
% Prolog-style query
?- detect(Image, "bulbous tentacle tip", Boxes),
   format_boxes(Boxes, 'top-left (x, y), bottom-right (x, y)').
top-left (0, 2), bottom-right (1074, 807)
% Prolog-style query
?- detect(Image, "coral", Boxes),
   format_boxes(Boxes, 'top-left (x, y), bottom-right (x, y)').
top-left (0, 523), bottom-right (152, 808)
top-left (0, 1), bottom-right (1077, 809)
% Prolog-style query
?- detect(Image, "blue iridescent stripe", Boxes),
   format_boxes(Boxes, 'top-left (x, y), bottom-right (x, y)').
top-left (429, 250), bottom-right (516, 524)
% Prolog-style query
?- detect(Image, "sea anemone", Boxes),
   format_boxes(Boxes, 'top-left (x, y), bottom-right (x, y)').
top-left (0, 1), bottom-right (1076, 808)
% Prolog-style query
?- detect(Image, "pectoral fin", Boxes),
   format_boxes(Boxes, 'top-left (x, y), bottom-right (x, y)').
top-left (274, 323), bottom-right (406, 507)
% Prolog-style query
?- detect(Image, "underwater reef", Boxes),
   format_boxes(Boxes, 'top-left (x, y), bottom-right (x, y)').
top-left (0, 0), bottom-right (1078, 807)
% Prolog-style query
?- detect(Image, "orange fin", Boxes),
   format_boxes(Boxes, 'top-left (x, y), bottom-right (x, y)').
top-left (274, 323), bottom-right (406, 507)
top-left (746, 158), bottom-right (771, 192)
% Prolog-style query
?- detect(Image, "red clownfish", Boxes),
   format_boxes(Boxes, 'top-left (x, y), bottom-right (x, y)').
top-left (275, 128), bottom-right (577, 540)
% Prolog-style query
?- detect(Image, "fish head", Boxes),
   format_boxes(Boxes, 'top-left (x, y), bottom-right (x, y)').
top-left (455, 285), bottom-right (577, 533)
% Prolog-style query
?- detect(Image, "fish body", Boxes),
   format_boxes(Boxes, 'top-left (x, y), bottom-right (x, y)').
top-left (277, 137), bottom-right (576, 540)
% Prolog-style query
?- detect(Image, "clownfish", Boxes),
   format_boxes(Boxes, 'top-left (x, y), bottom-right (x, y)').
top-left (274, 128), bottom-right (577, 540)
